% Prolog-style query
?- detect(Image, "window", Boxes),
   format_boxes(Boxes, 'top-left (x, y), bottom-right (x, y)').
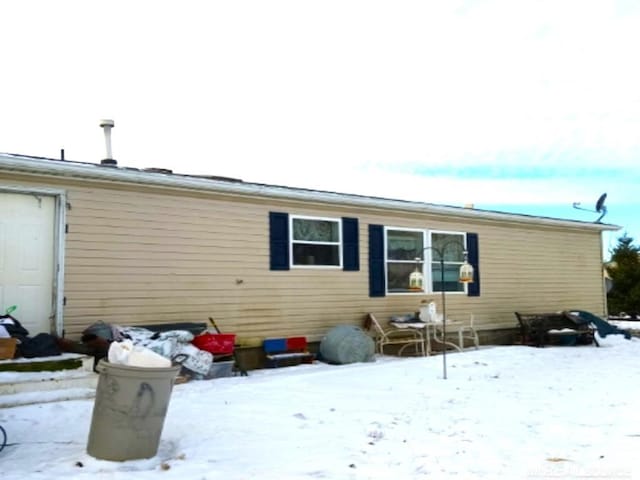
top-left (430, 231), bottom-right (466, 293)
top-left (386, 228), bottom-right (425, 292)
top-left (270, 212), bottom-right (358, 271)
top-left (384, 227), bottom-right (466, 294)
top-left (291, 216), bottom-right (341, 267)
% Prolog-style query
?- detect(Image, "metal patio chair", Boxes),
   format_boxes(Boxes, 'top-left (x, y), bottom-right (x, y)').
top-left (365, 313), bottom-right (426, 357)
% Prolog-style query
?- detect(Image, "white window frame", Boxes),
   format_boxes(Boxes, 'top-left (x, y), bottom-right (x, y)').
top-left (384, 226), bottom-right (467, 295)
top-left (384, 226), bottom-right (425, 294)
top-left (428, 230), bottom-right (467, 294)
top-left (290, 215), bottom-right (342, 269)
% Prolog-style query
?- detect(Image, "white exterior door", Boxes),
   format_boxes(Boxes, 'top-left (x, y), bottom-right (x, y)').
top-left (0, 192), bottom-right (56, 335)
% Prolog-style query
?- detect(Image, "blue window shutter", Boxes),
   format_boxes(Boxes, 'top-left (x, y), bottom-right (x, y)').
top-left (342, 217), bottom-right (359, 271)
top-left (466, 232), bottom-right (480, 296)
top-left (369, 224), bottom-right (385, 297)
top-left (269, 212), bottom-right (289, 270)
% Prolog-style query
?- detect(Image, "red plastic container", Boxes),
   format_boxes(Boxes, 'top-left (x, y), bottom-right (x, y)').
top-left (192, 333), bottom-right (236, 355)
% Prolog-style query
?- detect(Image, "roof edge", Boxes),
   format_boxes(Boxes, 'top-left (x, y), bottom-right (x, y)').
top-left (0, 153), bottom-right (621, 232)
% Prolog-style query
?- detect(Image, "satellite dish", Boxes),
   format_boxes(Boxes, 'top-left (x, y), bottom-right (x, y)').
top-left (594, 193), bottom-right (607, 223)
top-left (572, 192), bottom-right (608, 223)
top-left (595, 193), bottom-right (607, 213)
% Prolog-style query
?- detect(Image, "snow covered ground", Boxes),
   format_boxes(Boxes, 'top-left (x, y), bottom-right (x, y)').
top-left (1, 330), bottom-right (639, 479)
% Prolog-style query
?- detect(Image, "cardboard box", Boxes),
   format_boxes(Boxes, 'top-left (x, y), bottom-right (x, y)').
top-left (0, 337), bottom-right (17, 360)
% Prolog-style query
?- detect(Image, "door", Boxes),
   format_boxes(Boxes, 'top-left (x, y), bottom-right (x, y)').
top-left (0, 192), bottom-right (56, 335)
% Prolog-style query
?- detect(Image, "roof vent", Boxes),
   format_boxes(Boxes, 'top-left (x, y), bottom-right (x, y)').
top-left (194, 174), bottom-right (243, 183)
top-left (99, 119), bottom-right (117, 166)
top-left (143, 167), bottom-right (173, 174)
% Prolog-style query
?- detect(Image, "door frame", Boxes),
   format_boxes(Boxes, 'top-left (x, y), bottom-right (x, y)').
top-left (0, 185), bottom-right (66, 335)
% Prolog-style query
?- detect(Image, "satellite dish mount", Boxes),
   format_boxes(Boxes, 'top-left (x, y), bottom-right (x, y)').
top-left (572, 193), bottom-right (608, 223)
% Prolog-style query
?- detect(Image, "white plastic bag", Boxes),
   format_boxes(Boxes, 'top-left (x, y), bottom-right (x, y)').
top-left (108, 339), bottom-right (171, 368)
top-left (419, 301), bottom-right (442, 323)
top-left (172, 343), bottom-right (213, 376)
top-left (0, 325), bottom-right (10, 338)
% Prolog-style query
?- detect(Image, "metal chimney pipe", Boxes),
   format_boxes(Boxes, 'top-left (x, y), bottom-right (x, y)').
top-left (99, 119), bottom-right (117, 166)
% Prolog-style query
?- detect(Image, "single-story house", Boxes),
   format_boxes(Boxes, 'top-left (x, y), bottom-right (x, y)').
top-left (0, 153), bottom-right (619, 348)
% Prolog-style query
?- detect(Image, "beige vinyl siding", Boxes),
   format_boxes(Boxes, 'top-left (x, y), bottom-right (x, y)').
top-left (461, 222), bottom-right (604, 328)
top-left (1, 171), bottom-right (608, 341)
top-left (60, 182), bottom-right (373, 338)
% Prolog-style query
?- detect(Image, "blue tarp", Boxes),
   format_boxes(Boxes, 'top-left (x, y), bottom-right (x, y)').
top-left (568, 310), bottom-right (632, 340)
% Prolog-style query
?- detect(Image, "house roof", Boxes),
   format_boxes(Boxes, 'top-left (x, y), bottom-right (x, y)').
top-left (0, 152), bottom-right (621, 232)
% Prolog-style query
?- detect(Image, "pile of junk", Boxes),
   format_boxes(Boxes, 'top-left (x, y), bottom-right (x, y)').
top-left (0, 307), bottom-right (243, 381)
top-left (75, 319), bottom-right (243, 381)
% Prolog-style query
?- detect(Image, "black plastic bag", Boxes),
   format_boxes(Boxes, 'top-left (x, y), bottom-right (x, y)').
top-left (18, 333), bottom-right (61, 358)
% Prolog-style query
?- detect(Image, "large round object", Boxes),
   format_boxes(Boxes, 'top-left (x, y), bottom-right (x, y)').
top-left (320, 325), bottom-right (375, 365)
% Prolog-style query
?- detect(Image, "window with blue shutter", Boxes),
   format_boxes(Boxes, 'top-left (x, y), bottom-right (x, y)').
top-left (370, 225), bottom-right (480, 296)
top-left (270, 212), bottom-right (360, 271)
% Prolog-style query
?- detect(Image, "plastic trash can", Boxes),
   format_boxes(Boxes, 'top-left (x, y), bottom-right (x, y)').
top-left (86, 359), bottom-right (181, 461)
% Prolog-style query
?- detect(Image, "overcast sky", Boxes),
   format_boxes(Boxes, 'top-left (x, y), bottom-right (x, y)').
top-left (1, 0), bottom-right (638, 254)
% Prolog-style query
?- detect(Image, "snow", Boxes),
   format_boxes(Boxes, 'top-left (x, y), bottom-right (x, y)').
top-left (1, 334), bottom-right (640, 480)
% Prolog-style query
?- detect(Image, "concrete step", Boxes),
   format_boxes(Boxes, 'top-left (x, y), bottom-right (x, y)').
top-left (0, 354), bottom-right (98, 408)
top-left (0, 386), bottom-right (96, 408)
